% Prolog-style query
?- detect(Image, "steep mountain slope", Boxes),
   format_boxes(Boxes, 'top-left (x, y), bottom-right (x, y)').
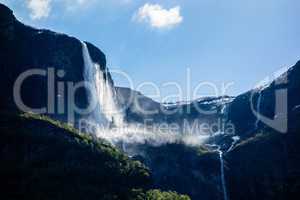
top-left (219, 62), bottom-right (300, 200)
top-left (0, 111), bottom-right (190, 200)
top-left (226, 129), bottom-right (300, 200)
top-left (228, 61), bottom-right (300, 138)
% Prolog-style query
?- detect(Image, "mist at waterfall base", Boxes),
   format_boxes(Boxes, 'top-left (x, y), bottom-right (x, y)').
top-left (81, 42), bottom-right (211, 147)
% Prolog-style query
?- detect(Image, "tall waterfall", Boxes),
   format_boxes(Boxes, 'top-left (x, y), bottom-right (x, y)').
top-left (82, 42), bottom-right (124, 127)
top-left (218, 150), bottom-right (229, 200)
top-left (81, 41), bottom-right (210, 147)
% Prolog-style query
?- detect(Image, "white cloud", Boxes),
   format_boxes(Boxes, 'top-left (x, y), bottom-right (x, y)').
top-left (26, 0), bottom-right (52, 20)
top-left (135, 3), bottom-right (183, 29)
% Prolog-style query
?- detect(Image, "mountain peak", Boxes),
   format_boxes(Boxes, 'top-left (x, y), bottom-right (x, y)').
top-left (0, 3), bottom-right (15, 26)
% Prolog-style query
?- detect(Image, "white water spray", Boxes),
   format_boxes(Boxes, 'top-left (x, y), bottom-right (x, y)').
top-left (82, 42), bottom-right (104, 124)
top-left (82, 42), bottom-right (124, 127)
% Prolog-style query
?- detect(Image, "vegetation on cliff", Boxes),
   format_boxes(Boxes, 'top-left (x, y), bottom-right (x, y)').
top-left (0, 112), bottom-right (190, 200)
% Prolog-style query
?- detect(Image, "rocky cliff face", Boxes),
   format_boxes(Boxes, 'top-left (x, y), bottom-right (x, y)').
top-left (228, 61), bottom-right (300, 138)
top-left (221, 61), bottom-right (300, 200)
top-left (0, 3), bottom-right (111, 123)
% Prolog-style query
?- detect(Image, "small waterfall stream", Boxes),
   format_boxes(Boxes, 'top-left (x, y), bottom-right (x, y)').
top-left (255, 91), bottom-right (262, 130)
top-left (218, 149), bottom-right (229, 200)
top-left (206, 144), bottom-right (230, 200)
top-left (227, 136), bottom-right (240, 153)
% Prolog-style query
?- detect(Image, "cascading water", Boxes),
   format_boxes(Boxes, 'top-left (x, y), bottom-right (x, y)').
top-left (255, 91), bottom-right (262, 130)
top-left (81, 41), bottom-right (211, 148)
top-left (95, 66), bottom-right (124, 127)
top-left (227, 136), bottom-right (240, 153)
top-left (82, 41), bottom-right (124, 127)
top-left (218, 149), bottom-right (229, 200)
top-left (82, 41), bottom-right (105, 125)
top-left (205, 144), bottom-right (230, 200)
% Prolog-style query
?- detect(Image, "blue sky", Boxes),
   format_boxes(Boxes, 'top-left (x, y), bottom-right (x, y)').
top-left (1, 0), bottom-right (300, 102)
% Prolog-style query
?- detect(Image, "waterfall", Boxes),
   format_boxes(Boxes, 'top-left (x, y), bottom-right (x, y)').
top-left (218, 150), bottom-right (229, 200)
top-left (255, 91), bottom-right (262, 130)
top-left (82, 41), bottom-right (104, 124)
top-left (81, 41), bottom-right (209, 147)
top-left (221, 104), bottom-right (227, 116)
top-left (227, 136), bottom-right (240, 153)
top-left (82, 42), bottom-right (124, 127)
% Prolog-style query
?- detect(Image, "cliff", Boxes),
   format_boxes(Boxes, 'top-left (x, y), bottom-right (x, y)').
top-left (0, 3), bottom-right (110, 123)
